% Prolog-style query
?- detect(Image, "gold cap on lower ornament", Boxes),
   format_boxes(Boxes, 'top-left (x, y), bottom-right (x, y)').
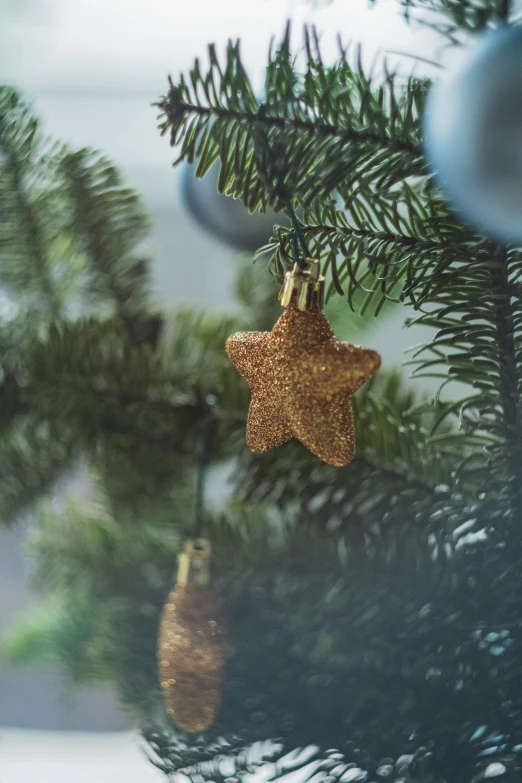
top-left (176, 538), bottom-right (211, 587)
top-left (279, 259), bottom-right (325, 312)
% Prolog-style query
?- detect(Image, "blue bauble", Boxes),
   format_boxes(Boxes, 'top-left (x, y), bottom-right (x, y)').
top-left (424, 26), bottom-right (522, 243)
top-left (181, 162), bottom-right (285, 253)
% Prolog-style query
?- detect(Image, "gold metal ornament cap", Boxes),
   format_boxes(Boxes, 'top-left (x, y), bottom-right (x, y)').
top-left (279, 258), bottom-right (325, 312)
top-left (176, 539), bottom-right (211, 587)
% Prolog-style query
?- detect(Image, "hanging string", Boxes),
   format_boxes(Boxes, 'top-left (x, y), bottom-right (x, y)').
top-left (254, 103), bottom-right (311, 270)
top-left (192, 395), bottom-right (217, 545)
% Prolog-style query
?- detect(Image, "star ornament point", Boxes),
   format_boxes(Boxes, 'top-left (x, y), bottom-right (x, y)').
top-left (226, 304), bottom-right (381, 467)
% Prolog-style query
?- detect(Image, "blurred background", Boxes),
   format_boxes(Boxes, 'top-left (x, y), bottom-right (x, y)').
top-left (0, 1), bottom-right (439, 780)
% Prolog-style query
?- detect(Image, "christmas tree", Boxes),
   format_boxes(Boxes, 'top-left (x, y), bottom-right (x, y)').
top-left (2, 1), bottom-right (522, 781)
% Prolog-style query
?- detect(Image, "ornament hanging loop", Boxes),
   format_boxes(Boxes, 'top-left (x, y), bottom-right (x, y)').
top-left (279, 258), bottom-right (325, 312)
top-left (176, 539), bottom-right (211, 587)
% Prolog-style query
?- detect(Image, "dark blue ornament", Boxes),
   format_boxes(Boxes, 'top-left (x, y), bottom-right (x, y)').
top-left (424, 25), bottom-right (522, 243)
top-left (181, 162), bottom-right (285, 252)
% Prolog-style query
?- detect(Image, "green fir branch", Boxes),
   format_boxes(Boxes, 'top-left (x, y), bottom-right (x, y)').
top-left (406, 243), bottom-right (522, 514)
top-left (60, 149), bottom-right (153, 339)
top-left (259, 190), bottom-right (469, 305)
top-left (234, 374), bottom-right (469, 563)
top-left (0, 87), bottom-right (65, 314)
top-left (156, 28), bottom-right (426, 216)
top-left (0, 415), bottom-right (75, 525)
top-left (400, 0), bottom-right (512, 39)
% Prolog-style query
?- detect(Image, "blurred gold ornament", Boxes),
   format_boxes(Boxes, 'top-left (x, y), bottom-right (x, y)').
top-left (158, 540), bottom-right (226, 733)
top-left (226, 260), bottom-right (381, 467)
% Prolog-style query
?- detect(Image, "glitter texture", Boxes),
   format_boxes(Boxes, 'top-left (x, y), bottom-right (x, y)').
top-left (226, 303), bottom-right (381, 467)
top-left (158, 584), bottom-right (226, 733)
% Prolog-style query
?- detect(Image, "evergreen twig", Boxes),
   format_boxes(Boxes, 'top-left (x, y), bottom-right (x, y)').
top-left (0, 88), bottom-right (63, 315)
top-left (156, 30), bottom-right (426, 215)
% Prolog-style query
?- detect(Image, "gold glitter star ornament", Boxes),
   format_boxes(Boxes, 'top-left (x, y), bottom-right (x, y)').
top-left (226, 260), bottom-right (381, 467)
top-left (158, 540), bottom-right (226, 734)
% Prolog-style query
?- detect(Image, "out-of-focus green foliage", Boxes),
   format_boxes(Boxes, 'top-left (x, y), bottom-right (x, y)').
top-left (399, 0), bottom-right (512, 39)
